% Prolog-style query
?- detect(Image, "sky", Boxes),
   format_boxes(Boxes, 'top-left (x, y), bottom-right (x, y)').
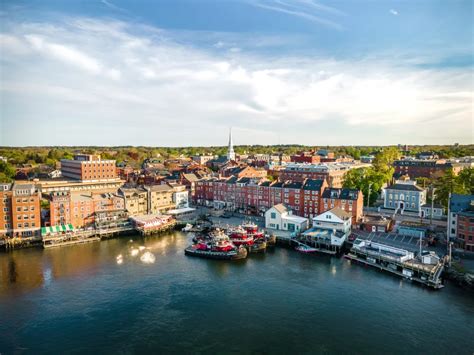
top-left (0, 0), bottom-right (473, 147)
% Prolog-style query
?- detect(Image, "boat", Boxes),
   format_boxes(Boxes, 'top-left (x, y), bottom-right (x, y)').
top-left (182, 223), bottom-right (193, 232)
top-left (185, 228), bottom-right (248, 260)
top-left (295, 244), bottom-right (318, 253)
top-left (242, 221), bottom-right (265, 241)
top-left (249, 240), bottom-right (267, 253)
top-left (228, 225), bottom-right (254, 246)
top-left (265, 233), bottom-right (277, 247)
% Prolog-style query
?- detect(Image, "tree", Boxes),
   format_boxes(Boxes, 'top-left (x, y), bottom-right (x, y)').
top-left (457, 168), bottom-right (474, 194)
top-left (343, 167), bottom-right (385, 206)
top-left (0, 161), bottom-right (15, 182)
top-left (434, 168), bottom-right (463, 208)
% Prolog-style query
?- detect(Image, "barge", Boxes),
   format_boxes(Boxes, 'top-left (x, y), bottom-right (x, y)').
top-left (346, 238), bottom-right (445, 289)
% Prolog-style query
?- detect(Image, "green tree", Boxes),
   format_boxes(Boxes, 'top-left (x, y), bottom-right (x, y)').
top-left (434, 168), bottom-right (463, 208)
top-left (0, 161), bottom-right (15, 182)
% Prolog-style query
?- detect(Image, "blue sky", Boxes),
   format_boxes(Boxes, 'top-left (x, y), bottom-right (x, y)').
top-left (1, 0), bottom-right (472, 146)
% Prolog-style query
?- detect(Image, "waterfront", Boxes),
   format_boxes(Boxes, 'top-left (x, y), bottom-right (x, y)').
top-left (1, 231), bottom-right (473, 354)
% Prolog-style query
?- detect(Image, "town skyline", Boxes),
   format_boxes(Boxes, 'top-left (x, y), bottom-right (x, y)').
top-left (1, 0), bottom-right (473, 146)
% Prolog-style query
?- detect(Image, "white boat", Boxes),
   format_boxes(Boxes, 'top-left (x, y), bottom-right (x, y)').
top-left (295, 245), bottom-right (318, 253)
top-left (182, 223), bottom-right (193, 232)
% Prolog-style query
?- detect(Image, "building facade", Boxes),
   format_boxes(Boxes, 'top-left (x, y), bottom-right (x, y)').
top-left (321, 188), bottom-right (364, 223)
top-left (448, 194), bottom-right (474, 249)
top-left (393, 159), bottom-right (462, 179)
top-left (0, 183), bottom-right (41, 238)
top-left (265, 204), bottom-right (309, 232)
top-left (279, 162), bottom-right (369, 188)
top-left (60, 154), bottom-right (117, 182)
top-left (383, 180), bottom-right (426, 213)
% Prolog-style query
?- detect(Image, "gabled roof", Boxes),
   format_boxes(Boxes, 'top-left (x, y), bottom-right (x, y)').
top-left (272, 203), bottom-right (289, 214)
top-left (270, 181), bottom-right (284, 188)
top-left (182, 173), bottom-right (200, 182)
top-left (226, 176), bottom-right (238, 184)
top-left (328, 207), bottom-right (352, 220)
top-left (259, 181), bottom-right (272, 187)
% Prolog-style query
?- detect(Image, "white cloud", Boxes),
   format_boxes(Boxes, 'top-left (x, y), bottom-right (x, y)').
top-left (0, 17), bottom-right (472, 146)
top-left (390, 9), bottom-right (399, 16)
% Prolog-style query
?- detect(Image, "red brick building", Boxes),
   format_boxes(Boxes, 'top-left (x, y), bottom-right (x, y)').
top-left (290, 152), bottom-right (321, 164)
top-left (48, 190), bottom-right (126, 229)
top-left (279, 163), bottom-right (354, 188)
top-left (393, 159), bottom-right (462, 179)
top-left (321, 187), bottom-right (363, 223)
top-left (0, 183), bottom-right (41, 238)
top-left (61, 154), bottom-right (117, 181)
top-left (457, 209), bottom-right (474, 252)
top-left (194, 176), bottom-right (363, 221)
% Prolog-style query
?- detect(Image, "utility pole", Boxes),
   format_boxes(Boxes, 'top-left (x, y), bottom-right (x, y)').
top-left (366, 183), bottom-right (372, 210)
top-left (430, 186), bottom-right (435, 227)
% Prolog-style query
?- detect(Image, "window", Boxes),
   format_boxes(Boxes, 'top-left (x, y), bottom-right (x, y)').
top-left (18, 223), bottom-right (22, 228)
top-left (270, 212), bottom-right (276, 219)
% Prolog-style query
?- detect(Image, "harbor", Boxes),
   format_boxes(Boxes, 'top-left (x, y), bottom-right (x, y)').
top-left (1, 229), bottom-right (473, 354)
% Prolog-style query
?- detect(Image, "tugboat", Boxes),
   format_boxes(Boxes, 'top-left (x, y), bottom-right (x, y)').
top-left (185, 228), bottom-right (248, 260)
top-left (241, 221), bottom-right (267, 253)
top-left (228, 225), bottom-right (254, 247)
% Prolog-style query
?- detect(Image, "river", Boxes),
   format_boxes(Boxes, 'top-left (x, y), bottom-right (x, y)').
top-left (1, 231), bottom-right (473, 354)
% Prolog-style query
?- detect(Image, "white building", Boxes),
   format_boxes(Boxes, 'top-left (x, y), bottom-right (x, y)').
top-left (302, 208), bottom-right (353, 252)
top-left (173, 188), bottom-right (189, 209)
top-left (265, 204), bottom-right (309, 232)
top-left (312, 208), bottom-right (352, 234)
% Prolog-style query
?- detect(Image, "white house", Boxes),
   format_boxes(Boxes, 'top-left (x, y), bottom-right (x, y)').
top-left (265, 204), bottom-right (309, 232)
top-left (302, 208), bottom-right (353, 253)
top-left (312, 208), bottom-right (352, 234)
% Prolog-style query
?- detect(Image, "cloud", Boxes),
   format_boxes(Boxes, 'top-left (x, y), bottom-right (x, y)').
top-left (390, 9), bottom-right (399, 16)
top-left (0, 17), bottom-right (472, 146)
top-left (250, 0), bottom-right (344, 30)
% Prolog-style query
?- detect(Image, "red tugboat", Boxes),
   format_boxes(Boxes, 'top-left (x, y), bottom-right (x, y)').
top-left (185, 228), bottom-right (248, 260)
top-left (241, 221), bottom-right (267, 253)
top-left (228, 225), bottom-right (254, 247)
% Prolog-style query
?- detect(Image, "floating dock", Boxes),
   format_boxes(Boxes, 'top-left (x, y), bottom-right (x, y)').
top-left (345, 238), bottom-right (445, 289)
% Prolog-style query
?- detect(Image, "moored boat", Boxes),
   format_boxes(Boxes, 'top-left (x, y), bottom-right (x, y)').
top-left (228, 225), bottom-right (254, 246)
top-left (295, 244), bottom-right (318, 253)
top-left (185, 228), bottom-right (248, 260)
top-left (265, 233), bottom-right (277, 247)
top-left (249, 240), bottom-right (267, 253)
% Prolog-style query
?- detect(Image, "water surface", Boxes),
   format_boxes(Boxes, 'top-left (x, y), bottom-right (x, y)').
top-left (1, 232), bottom-right (473, 354)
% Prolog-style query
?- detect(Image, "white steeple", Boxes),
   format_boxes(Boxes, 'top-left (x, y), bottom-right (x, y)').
top-left (227, 127), bottom-right (235, 161)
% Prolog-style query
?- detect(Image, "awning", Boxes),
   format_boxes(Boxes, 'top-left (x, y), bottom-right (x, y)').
top-left (41, 224), bottom-right (74, 235)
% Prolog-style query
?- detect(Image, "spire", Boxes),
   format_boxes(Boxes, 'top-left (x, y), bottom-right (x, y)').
top-left (227, 127), bottom-right (235, 161)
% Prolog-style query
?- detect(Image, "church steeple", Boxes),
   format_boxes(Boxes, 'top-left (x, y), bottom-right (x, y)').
top-left (227, 127), bottom-right (235, 161)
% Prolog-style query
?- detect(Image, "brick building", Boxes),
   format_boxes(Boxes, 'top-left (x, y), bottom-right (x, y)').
top-left (279, 163), bottom-right (368, 188)
top-left (60, 154), bottom-right (117, 181)
top-left (194, 176), bottom-right (363, 221)
top-left (448, 194), bottom-right (474, 251)
top-left (321, 188), bottom-right (364, 223)
top-left (457, 208), bottom-right (474, 252)
top-left (0, 183), bottom-right (41, 238)
top-left (48, 190), bottom-right (126, 229)
top-left (393, 159), bottom-right (462, 179)
top-left (290, 152), bottom-right (321, 164)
